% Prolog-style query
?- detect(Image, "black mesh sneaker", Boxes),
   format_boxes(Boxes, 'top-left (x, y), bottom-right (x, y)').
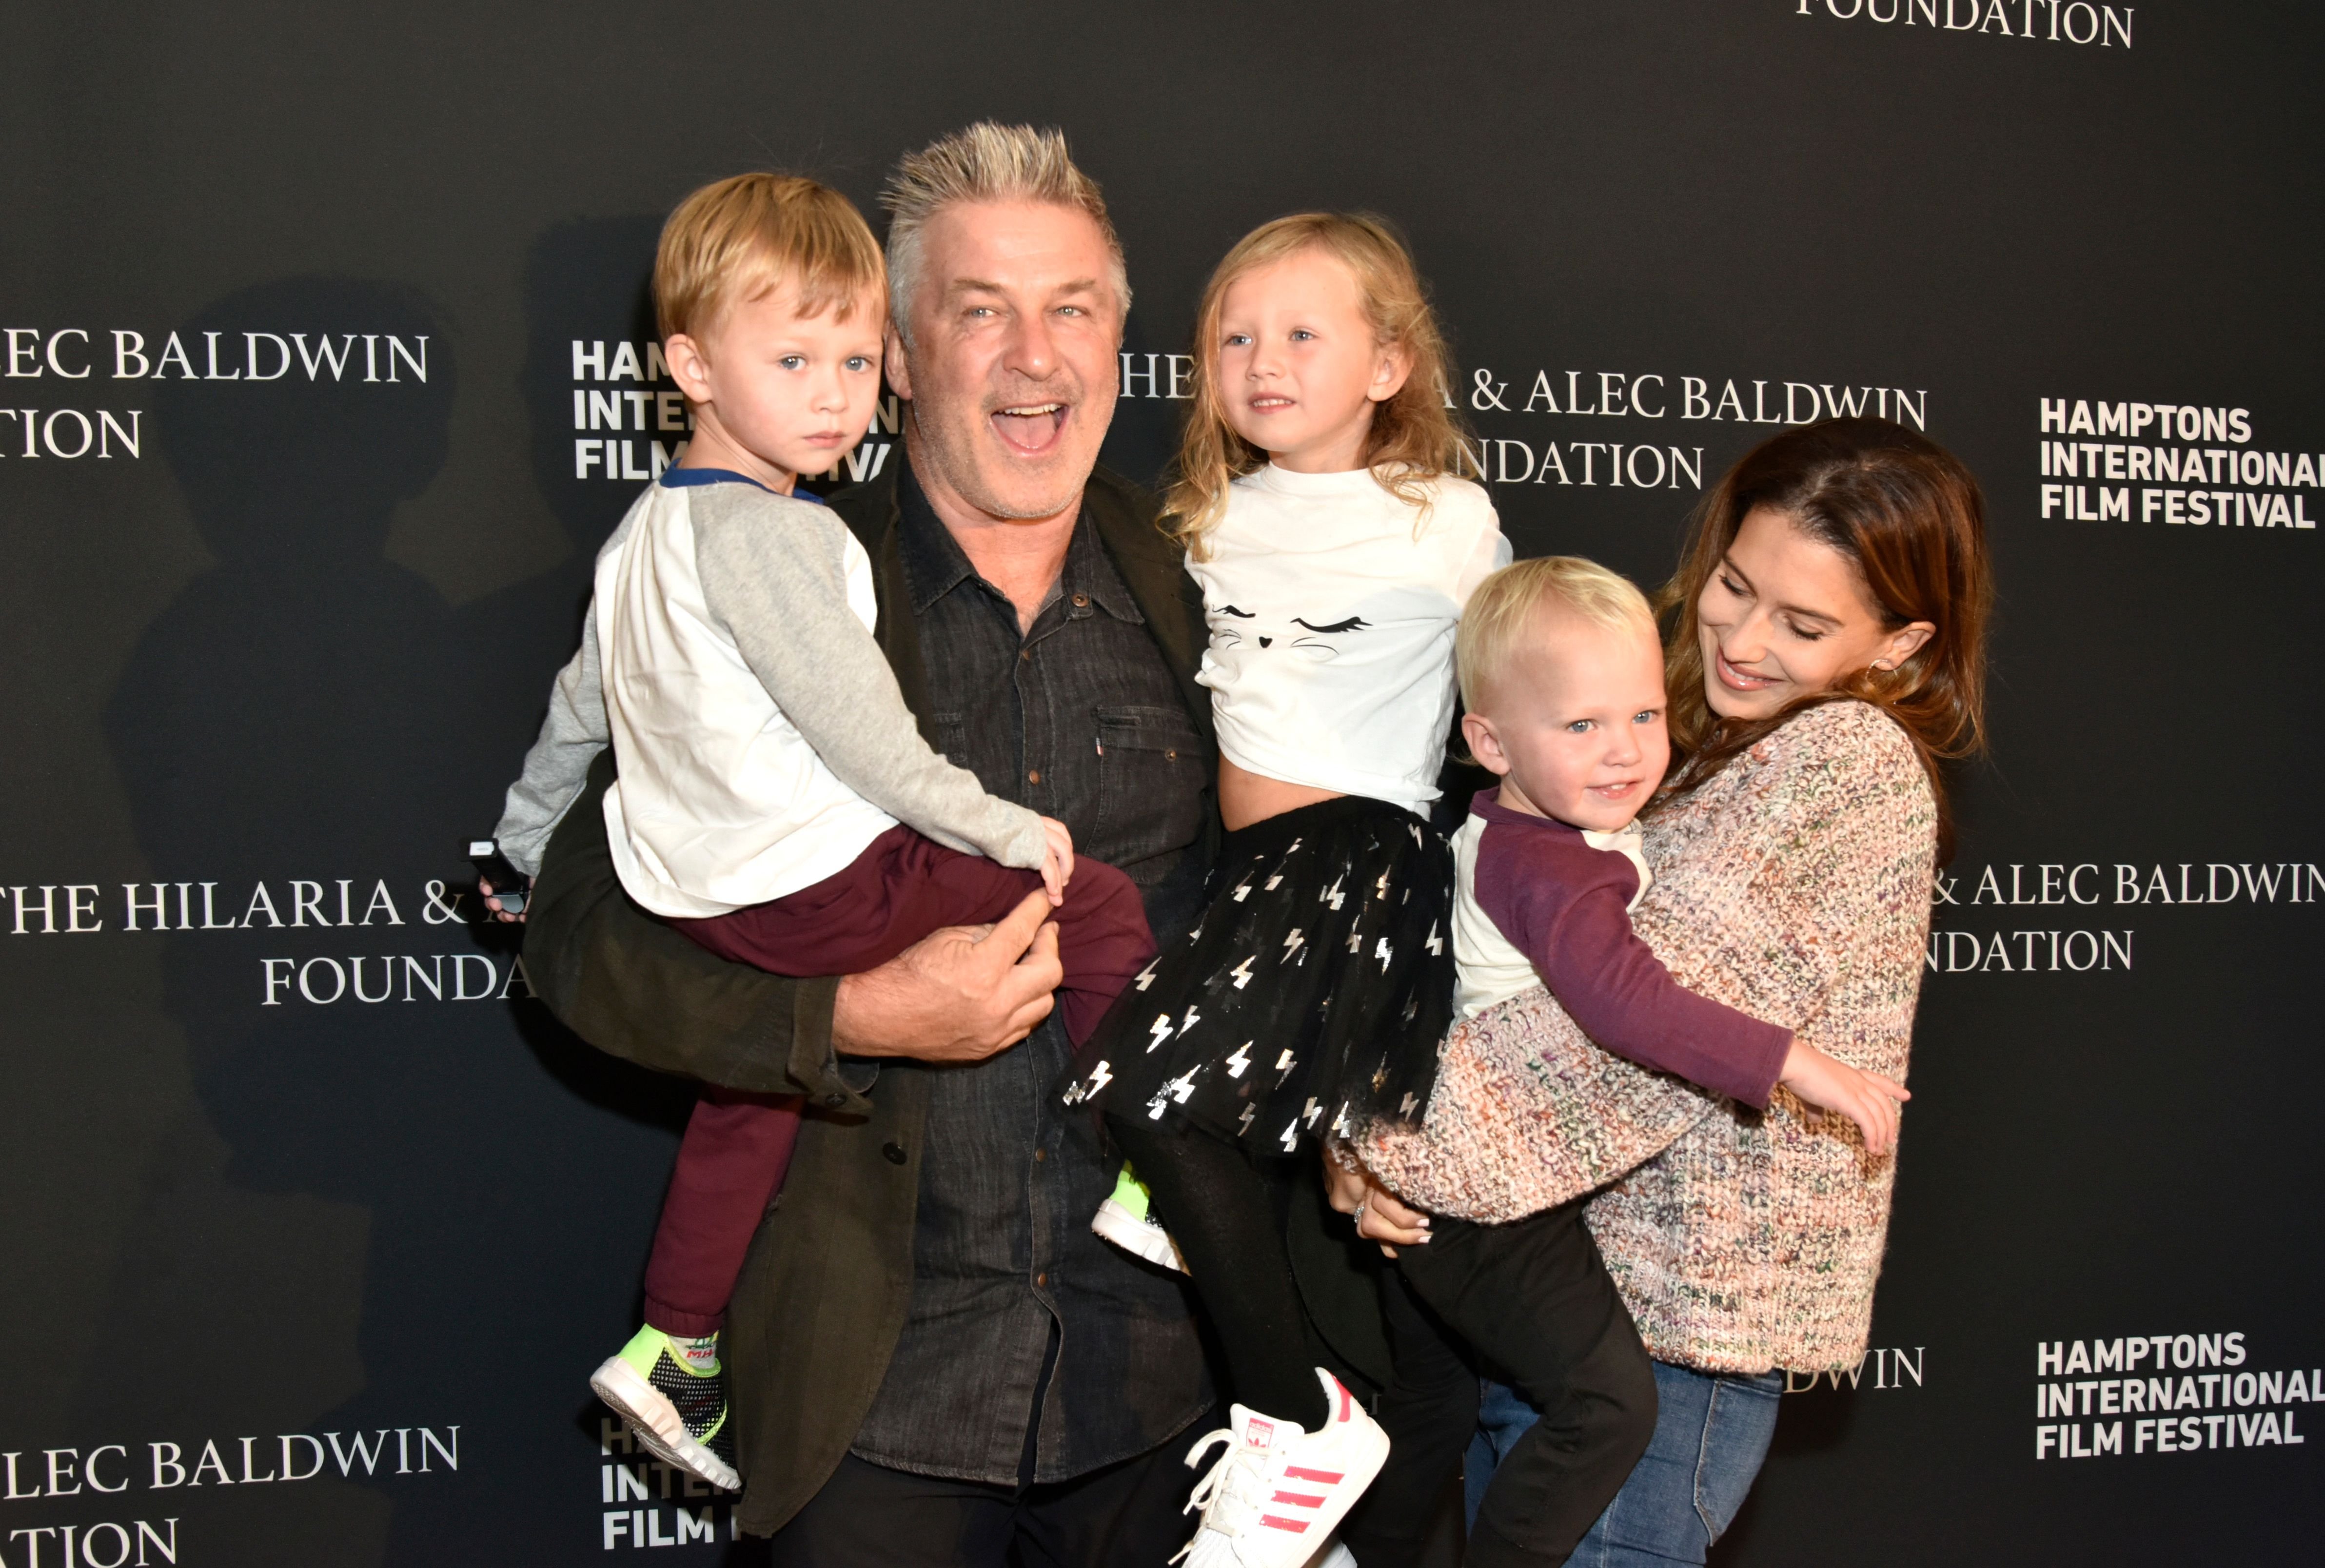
top-left (590, 1326), bottom-right (742, 1491)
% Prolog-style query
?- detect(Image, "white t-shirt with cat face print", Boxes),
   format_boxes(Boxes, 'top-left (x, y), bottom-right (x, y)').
top-left (1189, 463), bottom-right (1510, 813)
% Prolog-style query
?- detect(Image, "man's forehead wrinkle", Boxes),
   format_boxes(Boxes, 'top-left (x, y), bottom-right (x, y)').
top-left (929, 222), bottom-right (1114, 277)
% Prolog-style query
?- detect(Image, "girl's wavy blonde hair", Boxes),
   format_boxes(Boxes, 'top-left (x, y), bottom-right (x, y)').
top-left (1165, 213), bottom-right (1469, 559)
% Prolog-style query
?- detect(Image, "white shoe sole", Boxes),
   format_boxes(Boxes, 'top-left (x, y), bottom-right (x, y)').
top-left (1184, 1526), bottom-right (1360, 1568)
top-left (590, 1356), bottom-right (742, 1492)
top-left (1092, 1198), bottom-right (1188, 1272)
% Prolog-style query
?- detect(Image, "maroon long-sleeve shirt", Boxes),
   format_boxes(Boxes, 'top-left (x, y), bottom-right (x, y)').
top-left (1463, 788), bottom-right (1792, 1107)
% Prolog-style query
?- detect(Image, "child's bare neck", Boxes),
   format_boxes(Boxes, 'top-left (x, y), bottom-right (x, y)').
top-left (676, 415), bottom-right (797, 495)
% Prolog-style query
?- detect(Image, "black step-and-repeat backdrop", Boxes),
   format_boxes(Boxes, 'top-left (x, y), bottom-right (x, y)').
top-left (5, 3), bottom-right (2318, 1563)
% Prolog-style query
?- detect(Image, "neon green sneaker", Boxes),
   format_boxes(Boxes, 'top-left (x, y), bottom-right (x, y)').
top-left (589, 1325), bottom-right (741, 1491)
top-left (1091, 1162), bottom-right (1187, 1273)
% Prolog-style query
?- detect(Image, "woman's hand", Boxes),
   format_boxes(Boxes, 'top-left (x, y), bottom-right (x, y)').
top-left (1321, 1148), bottom-right (1433, 1257)
top-left (1778, 1039), bottom-right (1911, 1156)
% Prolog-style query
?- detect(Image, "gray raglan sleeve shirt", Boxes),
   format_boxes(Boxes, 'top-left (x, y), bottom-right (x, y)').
top-left (492, 509), bottom-right (642, 879)
top-left (687, 485), bottom-right (1050, 872)
top-left (493, 630), bottom-right (609, 877)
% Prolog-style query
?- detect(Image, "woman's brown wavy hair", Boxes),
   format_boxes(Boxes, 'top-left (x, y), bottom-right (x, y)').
top-left (1164, 213), bottom-right (1468, 558)
top-left (1658, 417), bottom-right (1992, 862)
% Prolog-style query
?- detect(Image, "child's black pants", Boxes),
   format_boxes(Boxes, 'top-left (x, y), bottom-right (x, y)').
top-left (1385, 1197), bottom-right (1658, 1567)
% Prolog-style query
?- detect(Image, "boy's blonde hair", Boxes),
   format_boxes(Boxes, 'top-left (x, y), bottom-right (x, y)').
top-left (881, 123), bottom-right (1129, 346)
top-left (1457, 556), bottom-right (1657, 709)
top-left (654, 173), bottom-right (885, 342)
top-left (1166, 213), bottom-right (1469, 559)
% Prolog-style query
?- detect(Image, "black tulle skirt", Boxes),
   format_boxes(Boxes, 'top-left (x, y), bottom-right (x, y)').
top-left (1067, 794), bottom-right (1456, 1155)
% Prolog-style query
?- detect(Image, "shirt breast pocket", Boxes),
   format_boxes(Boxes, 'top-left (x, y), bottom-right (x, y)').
top-left (1092, 705), bottom-right (1208, 870)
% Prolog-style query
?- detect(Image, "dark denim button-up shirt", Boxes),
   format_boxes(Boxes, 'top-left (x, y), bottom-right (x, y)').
top-left (847, 466), bottom-right (1213, 1485)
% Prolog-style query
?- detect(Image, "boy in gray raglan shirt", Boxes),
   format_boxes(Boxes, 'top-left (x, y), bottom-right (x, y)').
top-left (494, 172), bottom-right (1153, 1495)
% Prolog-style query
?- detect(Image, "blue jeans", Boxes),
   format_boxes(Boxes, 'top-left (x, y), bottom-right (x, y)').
top-left (1468, 1361), bottom-right (1783, 1565)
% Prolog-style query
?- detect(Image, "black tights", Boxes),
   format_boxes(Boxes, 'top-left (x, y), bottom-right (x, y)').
top-left (1105, 1115), bottom-right (1331, 1430)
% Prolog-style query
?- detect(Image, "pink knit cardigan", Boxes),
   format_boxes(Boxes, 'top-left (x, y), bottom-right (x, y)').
top-left (1363, 700), bottom-right (1936, 1374)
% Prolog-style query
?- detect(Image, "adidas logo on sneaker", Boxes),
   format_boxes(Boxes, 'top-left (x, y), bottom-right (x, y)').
top-left (1173, 1370), bottom-right (1388, 1568)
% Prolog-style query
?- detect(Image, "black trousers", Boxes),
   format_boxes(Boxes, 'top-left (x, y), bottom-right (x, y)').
top-left (1389, 1199), bottom-right (1659, 1568)
top-left (1339, 1271), bottom-right (1479, 1567)
top-left (765, 1436), bottom-right (1208, 1568)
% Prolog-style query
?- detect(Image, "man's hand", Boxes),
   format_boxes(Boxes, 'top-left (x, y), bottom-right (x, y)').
top-left (1037, 816), bottom-right (1075, 906)
top-left (1778, 1039), bottom-right (1911, 1156)
top-left (1322, 1148), bottom-right (1433, 1258)
top-left (480, 876), bottom-right (532, 925)
top-left (832, 889), bottom-right (1063, 1062)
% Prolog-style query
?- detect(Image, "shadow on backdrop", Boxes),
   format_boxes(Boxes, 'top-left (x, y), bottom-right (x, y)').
top-left (99, 274), bottom-right (706, 1565)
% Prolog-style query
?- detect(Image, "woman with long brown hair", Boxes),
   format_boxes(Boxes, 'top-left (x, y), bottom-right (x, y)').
top-left (1348, 415), bottom-right (1992, 1565)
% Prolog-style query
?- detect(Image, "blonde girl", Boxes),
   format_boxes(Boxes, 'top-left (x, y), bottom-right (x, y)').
top-left (1067, 214), bottom-right (1508, 1566)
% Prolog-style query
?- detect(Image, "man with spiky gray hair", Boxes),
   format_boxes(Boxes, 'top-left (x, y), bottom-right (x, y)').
top-left (511, 125), bottom-right (1259, 1563)
top-left (882, 120), bottom-right (1134, 351)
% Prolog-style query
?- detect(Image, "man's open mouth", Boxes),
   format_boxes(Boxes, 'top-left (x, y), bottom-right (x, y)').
top-left (991, 402), bottom-right (1068, 454)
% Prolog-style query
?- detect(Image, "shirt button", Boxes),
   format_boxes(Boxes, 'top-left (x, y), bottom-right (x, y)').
top-left (1035, 1272), bottom-right (1048, 1288)
top-left (882, 1140), bottom-right (907, 1166)
top-left (1033, 1148), bottom-right (1046, 1162)
top-left (1027, 769), bottom-right (1042, 784)
top-left (1165, 749), bottom-right (1178, 762)
top-left (1072, 592), bottom-right (1089, 608)
top-left (1020, 649), bottom-right (1032, 663)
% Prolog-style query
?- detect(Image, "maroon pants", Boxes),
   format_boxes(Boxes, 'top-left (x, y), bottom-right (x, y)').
top-left (638, 825), bottom-right (1155, 1335)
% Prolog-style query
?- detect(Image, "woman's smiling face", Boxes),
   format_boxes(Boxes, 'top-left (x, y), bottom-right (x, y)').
top-left (1695, 506), bottom-right (1933, 720)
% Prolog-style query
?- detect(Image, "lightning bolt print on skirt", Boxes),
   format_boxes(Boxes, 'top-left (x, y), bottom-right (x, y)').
top-left (1067, 794), bottom-right (1456, 1155)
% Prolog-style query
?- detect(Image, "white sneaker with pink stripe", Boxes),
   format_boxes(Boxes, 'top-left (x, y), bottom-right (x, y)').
top-left (1173, 1369), bottom-right (1390, 1568)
